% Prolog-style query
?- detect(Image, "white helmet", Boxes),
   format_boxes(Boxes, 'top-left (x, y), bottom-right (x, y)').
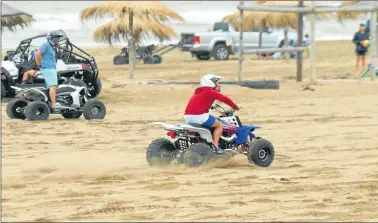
top-left (200, 74), bottom-right (224, 91)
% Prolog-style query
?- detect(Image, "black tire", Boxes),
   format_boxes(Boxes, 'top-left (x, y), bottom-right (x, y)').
top-left (247, 139), bottom-right (274, 167)
top-left (6, 99), bottom-right (28, 119)
top-left (212, 44), bottom-right (229, 60)
top-left (82, 99), bottom-right (106, 120)
top-left (146, 138), bottom-right (176, 166)
top-left (1, 81), bottom-right (6, 100)
top-left (195, 53), bottom-right (211, 60)
top-left (88, 78), bottom-right (102, 98)
top-left (143, 55), bottom-right (154, 64)
top-left (24, 101), bottom-right (50, 121)
top-left (113, 55), bottom-right (128, 65)
top-left (152, 55), bottom-right (163, 64)
top-left (62, 111), bottom-right (82, 119)
top-left (183, 143), bottom-right (215, 167)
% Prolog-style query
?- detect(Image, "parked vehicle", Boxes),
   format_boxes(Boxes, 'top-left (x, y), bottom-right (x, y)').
top-left (1, 30), bottom-right (102, 100)
top-left (180, 22), bottom-right (298, 60)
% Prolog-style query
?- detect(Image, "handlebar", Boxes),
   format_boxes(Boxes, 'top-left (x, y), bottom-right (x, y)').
top-left (210, 104), bottom-right (237, 117)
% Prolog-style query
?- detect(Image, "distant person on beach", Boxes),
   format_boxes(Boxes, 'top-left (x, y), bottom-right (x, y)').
top-left (303, 34), bottom-right (310, 58)
top-left (352, 23), bottom-right (370, 75)
top-left (365, 20), bottom-right (370, 36)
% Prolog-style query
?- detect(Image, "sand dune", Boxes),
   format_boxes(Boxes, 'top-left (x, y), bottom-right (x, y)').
top-left (2, 41), bottom-right (378, 222)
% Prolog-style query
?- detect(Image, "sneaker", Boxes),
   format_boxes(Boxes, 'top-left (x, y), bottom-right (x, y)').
top-left (216, 147), bottom-right (224, 154)
top-left (51, 103), bottom-right (63, 112)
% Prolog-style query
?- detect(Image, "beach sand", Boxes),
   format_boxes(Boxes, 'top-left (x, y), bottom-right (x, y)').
top-left (2, 40), bottom-right (378, 222)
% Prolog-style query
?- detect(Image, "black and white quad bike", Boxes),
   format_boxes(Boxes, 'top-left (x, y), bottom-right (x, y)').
top-left (1, 30), bottom-right (102, 100)
top-left (6, 80), bottom-right (106, 121)
top-left (147, 104), bottom-right (275, 168)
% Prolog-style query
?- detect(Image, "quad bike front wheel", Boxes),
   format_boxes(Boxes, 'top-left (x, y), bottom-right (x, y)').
top-left (247, 139), bottom-right (274, 167)
top-left (6, 99), bottom-right (28, 120)
top-left (24, 101), bottom-right (50, 121)
top-left (152, 55), bottom-right (163, 64)
top-left (183, 143), bottom-right (215, 167)
top-left (82, 99), bottom-right (106, 120)
top-left (146, 138), bottom-right (176, 167)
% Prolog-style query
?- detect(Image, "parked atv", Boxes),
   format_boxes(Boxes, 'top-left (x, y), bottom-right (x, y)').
top-left (147, 104), bottom-right (275, 168)
top-left (1, 30), bottom-right (102, 100)
top-left (6, 78), bottom-right (106, 121)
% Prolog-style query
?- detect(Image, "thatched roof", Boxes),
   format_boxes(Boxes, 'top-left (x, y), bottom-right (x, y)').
top-left (80, 1), bottom-right (184, 22)
top-left (1, 2), bottom-right (34, 31)
top-left (336, 1), bottom-right (378, 22)
top-left (93, 14), bottom-right (177, 44)
top-left (224, 1), bottom-right (328, 31)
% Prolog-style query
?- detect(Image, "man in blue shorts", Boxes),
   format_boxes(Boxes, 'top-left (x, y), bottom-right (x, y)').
top-left (35, 31), bottom-right (63, 111)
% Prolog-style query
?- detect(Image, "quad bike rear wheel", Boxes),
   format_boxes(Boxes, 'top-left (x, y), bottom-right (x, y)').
top-left (24, 101), bottom-right (50, 121)
top-left (113, 55), bottom-right (128, 65)
top-left (247, 139), bottom-right (274, 167)
top-left (82, 99), bottom-right (106, 120)
top-left (183, 143), bottom-right (215, 167)
top-left (146, 138), bottom-right (176, 167)
top-left (62, 111), bottom-right (82, 119)
top-left (6, 99), bottom-right (28, 120)
top-left (143, 55), bottom-right (154, 64)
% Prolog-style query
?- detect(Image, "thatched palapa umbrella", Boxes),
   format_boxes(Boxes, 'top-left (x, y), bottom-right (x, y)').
top-left (336, 1), bottom-right (378, 22)
top-left (80, 1), bottom-right (184, 79)
top-left (1, 2), bottom-right (34, 31)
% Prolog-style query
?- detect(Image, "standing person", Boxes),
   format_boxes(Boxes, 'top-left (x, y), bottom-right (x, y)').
top-left (365, 19), bottom-right (370, 36)
top-left (352, 23), bottom-right (370, 75)
top-left (35, 31), bottom-right (63, 110)
top-left (303, 34), bottom-right (310, 59)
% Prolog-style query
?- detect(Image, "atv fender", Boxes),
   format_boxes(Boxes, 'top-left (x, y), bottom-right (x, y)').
top-left (235, 125), bottom-right (261, 144)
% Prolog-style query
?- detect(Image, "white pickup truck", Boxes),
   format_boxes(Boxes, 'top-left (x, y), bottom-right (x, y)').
top-left (181, 22), bottom-right (298, 60)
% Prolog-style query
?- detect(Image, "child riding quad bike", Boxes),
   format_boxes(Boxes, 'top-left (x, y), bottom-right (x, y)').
top-left (6, 78), bottom-right (106, 121)
top-left (147, 74), bottom-right (274, 168)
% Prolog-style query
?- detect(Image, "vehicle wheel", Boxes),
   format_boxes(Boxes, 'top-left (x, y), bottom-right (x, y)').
top-left (88, 78), bottom-right (102, 98)
top-left (195, 53), bottom-right (211, 60)
top-left (62, 111), bottom-right (82, 119)
top-left (212, 44), bottom-right (229, 60)
top-left (183, 143), bottom-right (215, 167)
top-left (1, 81), bottom-right (6, 100)
top-left (143, 55), bottom-right (154, 64)
top-left (113, 55), bottom-right (128, 65)
top-left (6, 99), bottom-right (28, 119)
top-left (146, 138), bottom-right (176, 166)
top-left (82, 99), bottom-right (106, 120)
top-left (247, 139), bottom-right (274, 167)
top-left (24, 101), bottom-right (50, 121)
top-left (152, 55), bottom-right (163, 64)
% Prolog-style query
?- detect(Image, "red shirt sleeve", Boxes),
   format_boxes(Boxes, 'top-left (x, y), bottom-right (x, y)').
top-left (210, 90), bottom-right (239, 110)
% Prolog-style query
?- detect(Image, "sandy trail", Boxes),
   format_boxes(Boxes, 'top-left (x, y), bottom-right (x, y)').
top-left (2, 41), bottom-right (378, 222)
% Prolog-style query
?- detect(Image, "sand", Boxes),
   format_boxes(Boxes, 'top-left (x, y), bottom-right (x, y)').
top-left (2, 40), bottom-right (378, 222)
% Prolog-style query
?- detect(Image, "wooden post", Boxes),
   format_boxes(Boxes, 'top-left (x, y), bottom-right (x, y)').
top-left (370, 9), bottom-right (377, 81)
top-left (258, 28), bottom-right (263, 60)
top-left (296, 0), bottom-right (304, 82)
top-left (310, 1), bottom-right (317, 84)
top-left (238, 1), bottom-right (244, 82)
top-left (128, 12), bottom-right (135, 79)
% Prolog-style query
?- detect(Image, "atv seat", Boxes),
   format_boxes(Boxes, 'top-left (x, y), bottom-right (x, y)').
top-left (188, 123), bottom-right (215, 134)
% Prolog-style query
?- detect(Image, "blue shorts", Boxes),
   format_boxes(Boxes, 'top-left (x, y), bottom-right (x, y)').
top-left (41, 68), bottom-right (58, 88)
top-left (202, 115), bottom-right (216, 127)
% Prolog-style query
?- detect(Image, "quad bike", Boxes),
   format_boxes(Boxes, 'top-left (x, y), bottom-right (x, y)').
top-left (1, 30), bottom-right (102, 100)
top-left (147, 104), bottom-right (275, 168)
top-left (6, 79), bottom-right (106, 121)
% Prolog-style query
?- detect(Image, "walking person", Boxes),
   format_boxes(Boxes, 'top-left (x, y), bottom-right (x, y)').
top-left (35, 31), bottom-right (63, 110)
top-left (352, 23), bottom-right (370, 75)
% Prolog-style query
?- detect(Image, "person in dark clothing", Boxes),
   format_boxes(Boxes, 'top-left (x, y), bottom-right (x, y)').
top-left (184, 74), bottom-right (239, 154)
top-left (352, 23), bottom-right (370, 75)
